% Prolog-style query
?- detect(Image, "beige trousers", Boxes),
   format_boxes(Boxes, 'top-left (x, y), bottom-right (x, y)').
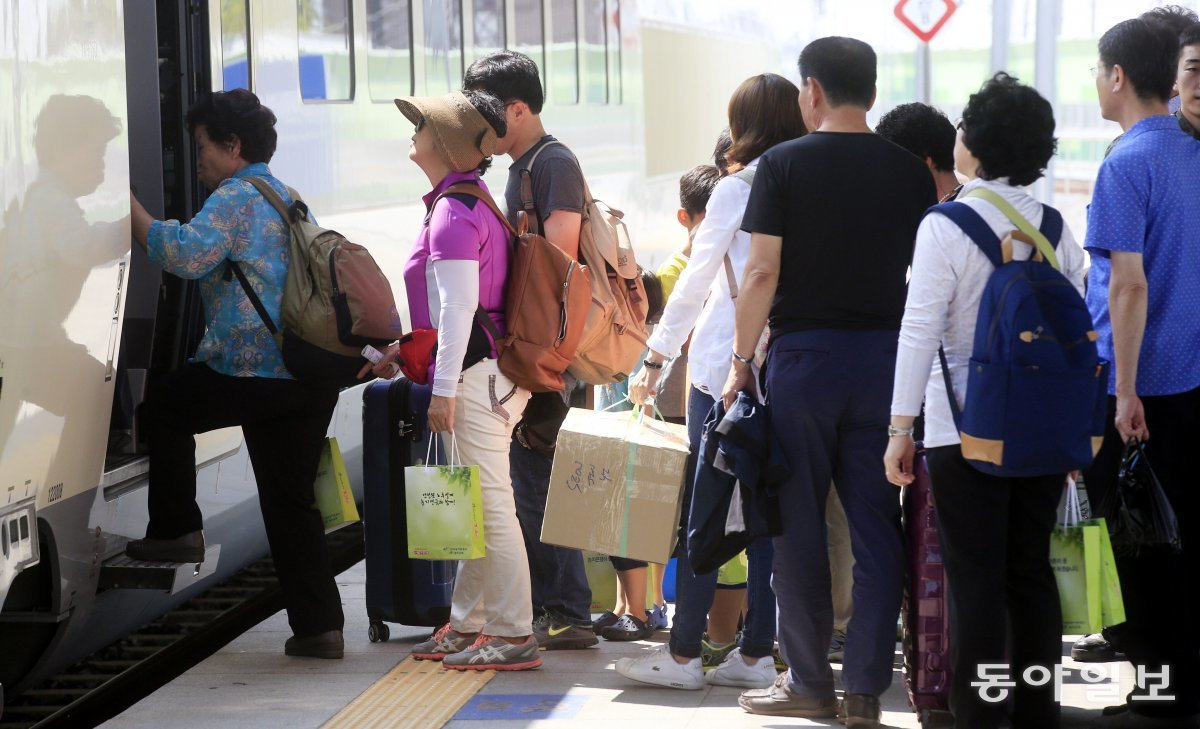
top-left (442, 360), bottom-right (532, 637)
top-left (827, 485), bottom-right (855, 633)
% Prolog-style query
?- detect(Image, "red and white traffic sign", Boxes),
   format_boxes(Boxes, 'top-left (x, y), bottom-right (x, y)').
top-left (894, 0), bottom-right (958, 43)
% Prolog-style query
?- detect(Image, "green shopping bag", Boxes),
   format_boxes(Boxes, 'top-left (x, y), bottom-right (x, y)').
top-left (314, 437), bottom-right (360, 532)
top-left (1087, 516), bottom-right (1126, 626)
top-left (404, 434), bottom-right (484, 560)
top-left (1050, 478), bottom-right (1102, 634)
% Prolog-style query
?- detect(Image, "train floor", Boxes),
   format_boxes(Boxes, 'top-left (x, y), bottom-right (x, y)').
top-left (101, 561), bottom-right (1130, 729)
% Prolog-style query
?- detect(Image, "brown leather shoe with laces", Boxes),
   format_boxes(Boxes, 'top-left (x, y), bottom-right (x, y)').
top-left (840, 692), bottom-right (881, 727)
top-left (737, 673), bottom-right (837, 718)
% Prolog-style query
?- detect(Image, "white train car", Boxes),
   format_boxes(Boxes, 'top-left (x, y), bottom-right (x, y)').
top-left (0, 0), bottom-right (775, 700)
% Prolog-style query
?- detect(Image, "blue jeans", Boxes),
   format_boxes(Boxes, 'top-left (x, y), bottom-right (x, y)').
top-left (766, 329), bottom-right (905, 699)
top-left (668, 386), bottom-right (777, 659)
top-left (510, 440), bottom-right (592, 624)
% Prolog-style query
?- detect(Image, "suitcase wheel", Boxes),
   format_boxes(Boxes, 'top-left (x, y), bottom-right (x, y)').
top-left (368, 621), bottom-right (390, 643)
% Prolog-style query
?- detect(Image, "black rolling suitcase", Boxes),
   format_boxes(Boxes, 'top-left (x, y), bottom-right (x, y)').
top-left (362, 377), bottom-right (457, 641)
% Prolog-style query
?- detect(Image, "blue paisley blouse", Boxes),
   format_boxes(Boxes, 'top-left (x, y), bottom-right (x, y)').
top-left (146, 163), bottom-right (293, 378)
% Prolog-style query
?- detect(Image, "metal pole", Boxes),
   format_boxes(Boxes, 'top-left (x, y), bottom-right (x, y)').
top-left (991, 0), bottom-right (1011, 74)
top-left (915, 41), bottom-right (931, 104)
top-left (1034, 0), bottom-right (1060, 203)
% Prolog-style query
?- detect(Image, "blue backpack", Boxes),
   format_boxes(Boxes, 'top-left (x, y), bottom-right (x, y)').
top-left (928, 188), bottom-right (1109, 478)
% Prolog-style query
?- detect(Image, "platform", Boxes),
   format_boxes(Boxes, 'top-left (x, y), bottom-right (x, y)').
top-left (102, 560), bottom-right (1129, 729)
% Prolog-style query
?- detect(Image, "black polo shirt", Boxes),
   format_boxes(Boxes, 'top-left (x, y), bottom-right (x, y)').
top-left (741, 131), bottom-right (935, 334)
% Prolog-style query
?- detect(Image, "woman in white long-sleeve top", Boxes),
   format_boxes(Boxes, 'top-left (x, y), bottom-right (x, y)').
top-left (620, 74), bottom-right (806, 691)
top-left (883, 73), bottom-right (1087, 729)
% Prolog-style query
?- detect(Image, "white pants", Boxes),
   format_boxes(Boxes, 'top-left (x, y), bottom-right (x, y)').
top-left (441, 359), bottom-right (532, 637)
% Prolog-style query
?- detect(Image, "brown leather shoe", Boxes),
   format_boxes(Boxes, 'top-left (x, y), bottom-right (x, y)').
top-left (737, 673), bottom-right (837, 718)
top-left (841, 692), bottom-right (881, 727)
top-left (285, 629), bottom-right (344, 659)
top-left (125, 530), bottom-right (205, 563)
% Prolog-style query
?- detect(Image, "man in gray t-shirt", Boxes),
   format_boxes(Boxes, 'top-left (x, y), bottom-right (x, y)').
top-left (464, 50), bottom-right (597, 650)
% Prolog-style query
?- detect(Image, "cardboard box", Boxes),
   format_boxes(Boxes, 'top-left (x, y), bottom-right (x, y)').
top-left (542, 408), bottom-right (690, 564)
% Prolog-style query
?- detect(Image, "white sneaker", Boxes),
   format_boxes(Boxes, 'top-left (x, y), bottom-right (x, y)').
top-left (615, 644), bottom-right (704, 690)
top-left (705, 647), bottom-right (779, 688)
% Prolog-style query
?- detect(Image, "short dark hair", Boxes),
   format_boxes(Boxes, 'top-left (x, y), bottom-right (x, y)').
top-left (875, 103), bottom-right (956, 172)
top-left (641, 269), bottom-right (664, 325)
top-left (1141, 4), bottom-right (1199, 39)
top-left (1181, 22), bottom-right (1200, 50)
top-left (726, 74), bottom-right (806, 166)
top-left (960, 73), bottom-right (1057, 187)
top-left (798, 36), bottom-right (876, 108)
top-left (712, 128), bottom-right (733, 176)
top-left (186, 89), bottom-right (277, 163)
top-left (462, 88), bottom-right (507, 175)
top-left (1098, 18), bottom-right (1178, 103)
top-left (463, 50), bottom-right (544, 115)
top-left (679, 165), bottom-right (720, 216)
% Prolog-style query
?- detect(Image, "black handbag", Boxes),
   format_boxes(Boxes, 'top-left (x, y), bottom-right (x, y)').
top-left (1104, 442), bottom-right (1182, 556)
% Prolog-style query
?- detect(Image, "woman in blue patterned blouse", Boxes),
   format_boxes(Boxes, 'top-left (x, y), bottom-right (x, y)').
top-left (125, 89), bottom-right (344, 660)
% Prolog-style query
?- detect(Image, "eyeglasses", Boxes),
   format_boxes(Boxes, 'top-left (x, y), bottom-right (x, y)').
top-left (1090, 65), bottom-right (1106, 80)
top-left (415, 117), bottom-right (426, 133)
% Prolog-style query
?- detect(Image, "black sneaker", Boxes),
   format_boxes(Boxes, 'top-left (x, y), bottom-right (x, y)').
top-left (600, 613), bottom-right (653, 642)
top-left (592, 610), bottom-right (620, 634)
top-left (533, 611), bottom-right (598, 650)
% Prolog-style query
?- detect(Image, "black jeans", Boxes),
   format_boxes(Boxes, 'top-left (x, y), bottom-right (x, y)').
top-left (1083, 390), bottom-right (1200, 718)
top-left (925, 446), bottom-right (1063, 729)
top-left (143, 363), bottom-right (343, 638)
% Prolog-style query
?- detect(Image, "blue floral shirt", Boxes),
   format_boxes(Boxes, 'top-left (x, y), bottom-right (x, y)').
top-left (146, 163), bottom-right (293, 378)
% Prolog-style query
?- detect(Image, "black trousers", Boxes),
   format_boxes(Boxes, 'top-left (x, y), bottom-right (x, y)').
top-left (925, 446), bottom-right (1063, 729)
top-left (143, 363), bottom-right (343, 638)
top-left (1083, 390), bottom-right (1200, 717)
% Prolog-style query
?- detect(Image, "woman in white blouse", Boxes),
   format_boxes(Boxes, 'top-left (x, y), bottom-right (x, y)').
top-left (884, 73), bottom-right (1085, 729)
top-left (619, 74), bottom-right (805, 691)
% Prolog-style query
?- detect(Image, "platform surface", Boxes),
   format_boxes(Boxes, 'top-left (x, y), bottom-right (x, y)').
top-left (103, 560), bottom-right (1129, 729)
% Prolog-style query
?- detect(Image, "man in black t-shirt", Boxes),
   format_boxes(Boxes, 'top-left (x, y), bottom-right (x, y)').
top-left (722, 37), bottom-right (934, 726)
top-left (464, 51), bottom-right (597, 651)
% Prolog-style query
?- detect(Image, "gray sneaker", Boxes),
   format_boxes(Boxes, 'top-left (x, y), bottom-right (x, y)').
top-left (412, 623), bottom-right (476, 660)
top-left (443, 634), bottom-right (542, 671)
top-left (533, 611), bottom-right (598, 650)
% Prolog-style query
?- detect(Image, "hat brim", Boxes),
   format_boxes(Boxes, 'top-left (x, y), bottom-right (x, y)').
top-left (394, 97), bottom-right (427, 126)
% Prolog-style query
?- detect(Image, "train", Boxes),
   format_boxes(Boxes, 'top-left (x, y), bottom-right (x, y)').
top-left (0, 0), bottom-right (779, 703)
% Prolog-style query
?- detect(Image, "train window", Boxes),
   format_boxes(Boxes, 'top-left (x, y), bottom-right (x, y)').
top-left (606, 0), bottom-right (621, 104)
top-left (582, 0), bottom-right (606, 103)
top-left (513, 0), bottom-right (544, 86)
top-left (549, 0), bottom-right (578, 104)
top-left (221, 0), bottom-right (251, 90)
top-left (424, 0), bottom-right (464, 96)
top-left (472, 0), bottom-right (505, 61)
top-left (367, 0), bottom-right (413, 99)
top-left (297, 0), bottom-right (354, 101)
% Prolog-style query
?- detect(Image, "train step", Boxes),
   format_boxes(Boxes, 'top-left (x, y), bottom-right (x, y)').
top-left (97, 546), bottom-right (221, 594)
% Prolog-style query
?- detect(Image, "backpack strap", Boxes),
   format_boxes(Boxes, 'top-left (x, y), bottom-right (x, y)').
top-left (723, 166), bottom-right (759, 299)
top-left (224, 176), bottom-right (303, 337)
top-left (429, 182), bottom-right (516, 344)
top-left (926, 201), bottom-right (1005, 269)
top-left (962, 187), bottom-right (1060, 269)
top-left (732, 167), bottom-right (756, 186)
top-left (519, 139), bottom-right (564, 236)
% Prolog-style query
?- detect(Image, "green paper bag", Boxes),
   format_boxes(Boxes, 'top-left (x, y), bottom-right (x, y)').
top-left (1086, 517), bottom-right (1126, 626)
top-left (1050, 479), bottom-right (1103, 634)
top-left (405, 435), bottom-right (484, 560)
top-left (314, 437), bottom-right (360, 532)
top-left (584, 551), bottom-right (618, 612)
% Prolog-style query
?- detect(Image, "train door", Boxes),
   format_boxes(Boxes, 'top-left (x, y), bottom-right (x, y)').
top-left (104, 0), bottom-right (242, 497)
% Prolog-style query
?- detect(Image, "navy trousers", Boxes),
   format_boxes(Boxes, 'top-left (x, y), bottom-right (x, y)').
top-left (766, 329), bottom-right (906, 699)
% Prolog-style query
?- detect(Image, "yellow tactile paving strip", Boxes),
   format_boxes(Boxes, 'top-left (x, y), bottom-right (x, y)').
top-left (322, 657), bottom-right (495, 729)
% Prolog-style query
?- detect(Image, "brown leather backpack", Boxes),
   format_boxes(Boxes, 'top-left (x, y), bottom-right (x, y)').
top-left (519, 141), bottom-right (650, 385)
top-left (432, 183), bottom-right (592, 393)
